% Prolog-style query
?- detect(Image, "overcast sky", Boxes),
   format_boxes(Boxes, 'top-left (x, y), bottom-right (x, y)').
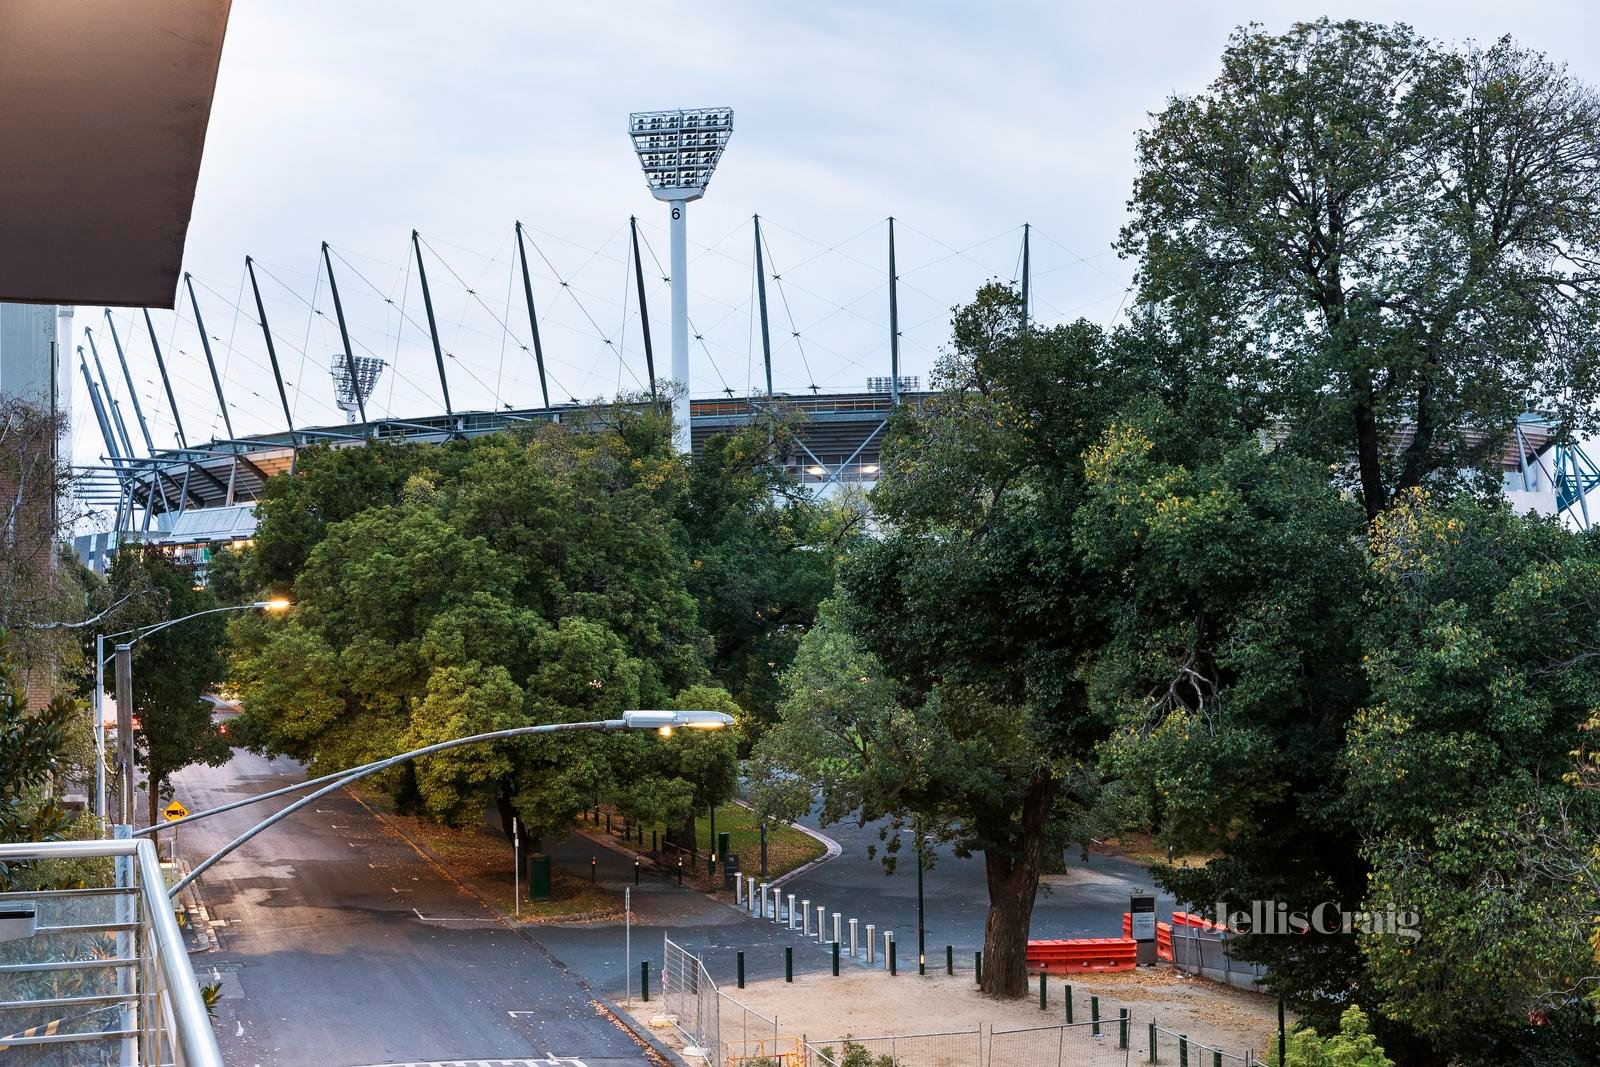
top-left (70, 0), bottom-right (1600, 465)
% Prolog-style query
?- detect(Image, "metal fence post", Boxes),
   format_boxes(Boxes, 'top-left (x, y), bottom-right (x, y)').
top-left (1065, 983), bottom-right (1073, 1023)
top-left (785, 946), bottom-right (793, 983)
top-left (1092, 995), bottom-right (1101, 1037)
top-left (888, 932), bottom-right (896, 975)
top-left (1120, 1009), bottom-right (1129, 1050)
top-left (1180, 1035), bottom-right (1188, 1067)
top-left (737, 951), bottom-right (745, 989)
top-left (1039, 971), bottom-right (1047, 1010)
top-left (1149, 1022), bottom-right (1157, 1063)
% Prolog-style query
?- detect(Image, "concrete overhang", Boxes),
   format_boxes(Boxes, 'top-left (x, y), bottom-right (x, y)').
top-left (0, 0), bottom-right (231, 308)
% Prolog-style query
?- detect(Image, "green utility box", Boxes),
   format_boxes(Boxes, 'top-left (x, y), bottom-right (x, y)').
top-left (527, 853), bottom-right (552, 901)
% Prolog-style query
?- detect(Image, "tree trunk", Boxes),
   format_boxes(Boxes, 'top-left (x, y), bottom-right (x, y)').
top-left (1350, 367), bottom-right (1388, 520)
top-left (979, 772), bottom-right (1056, 998)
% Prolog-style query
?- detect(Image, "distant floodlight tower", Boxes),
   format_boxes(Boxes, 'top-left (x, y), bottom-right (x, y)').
top-left (330, 353), bottom-right (385, 424)
top-left (628, 106), bottom-right (734, 455)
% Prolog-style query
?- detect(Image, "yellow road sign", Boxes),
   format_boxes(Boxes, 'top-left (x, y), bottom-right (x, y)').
top-left (163, 800), bottom-right (188, 822)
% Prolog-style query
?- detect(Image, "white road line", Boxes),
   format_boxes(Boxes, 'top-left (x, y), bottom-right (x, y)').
top-left (410, 907), bottom-right (496, 922)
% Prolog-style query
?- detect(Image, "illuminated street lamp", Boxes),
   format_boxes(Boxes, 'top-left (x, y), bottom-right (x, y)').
top-left (628, 107), bottom-right (734, 455)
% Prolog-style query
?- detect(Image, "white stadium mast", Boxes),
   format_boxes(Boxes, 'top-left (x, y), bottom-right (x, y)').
top-left (627, 107), bottom-right (734, 455)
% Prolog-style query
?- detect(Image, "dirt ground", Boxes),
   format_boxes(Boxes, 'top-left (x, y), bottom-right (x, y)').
top-left (630, 965), bottom-right (1283, 1063)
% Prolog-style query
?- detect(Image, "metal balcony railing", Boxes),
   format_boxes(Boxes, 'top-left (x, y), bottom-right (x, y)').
top-left (0, 836), bottom-right (223, 1066)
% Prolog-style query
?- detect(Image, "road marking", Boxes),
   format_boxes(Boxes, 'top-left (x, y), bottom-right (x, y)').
top-left (410, 908), bottom-right (496, 922)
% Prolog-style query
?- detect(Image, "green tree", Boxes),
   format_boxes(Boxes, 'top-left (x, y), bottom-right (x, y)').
top-left (756, 287), bottom-right (1121, 997)
top-left (0, 629), bottom-right (80, 884)
top-left (1273, 1007), bottom-right (1394, 1067)
top-left (1118, 20), bottom-right (1600, 519)
top-left (679, 427), bottom-right (852, 731)
top-left (105, 548), bottom-right (232, 835)
top-left (1346, 492), bottom-right (1600, 1053)
top-left (231, 419), bottom-right (744, 860)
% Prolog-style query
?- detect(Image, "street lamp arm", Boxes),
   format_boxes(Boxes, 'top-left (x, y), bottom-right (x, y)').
top-left (163, 709), bottom-right (730, 899)
top-left (107, 600), bottom-right (287, 646)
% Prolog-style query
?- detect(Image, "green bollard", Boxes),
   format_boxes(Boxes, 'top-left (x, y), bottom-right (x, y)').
top-left (785, 946), bottom-right (793, 983)
top-left (889, 939), bottom-right (897, 976)
top-left (833, 941), bottom-right (840, 976)
top-left (641, 961), bottom-right (650, 1002)
top-left (1149, 1022), bottom-right (1157, 1063)
top-left (946, 945), bottom-right (953, 975)
top-left (1179, 1035), bottom-right (1188, 1067)
top-left (1092, 995), bottom-right (1101, 1037)
top-left (1119, 1009), bottom-right (1129, 1050)
top-left (1213, 1052), bottom-right (1222, 1067)
top-left (1065, 983), bottom-right (1073, 1024)
top-left (737, 951), bottom-right (745, 989)
top-left (974, 951), bottom-right (982, 985)
top-left (1039, 971), bottom-right (1047, 1010)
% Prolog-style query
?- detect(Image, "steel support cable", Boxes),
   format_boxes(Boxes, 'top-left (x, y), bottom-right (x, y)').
top-left (758, 216), bottom-right (886, 278)
top-left (420, 232), bottom-right (587, 398)
top-left (325, 246), bottom-right (482, 411)
top-left (1029, 226), bottom-right (1123, 284)
top-left (308, 249), bottom-right (444, 413)
top-left (634, 228), bottom-right (739, 395)
top-left (512, 232), bottom-right (640, 393)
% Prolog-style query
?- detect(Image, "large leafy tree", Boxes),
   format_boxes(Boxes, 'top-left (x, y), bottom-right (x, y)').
top-left (230, 418), bottom-right (743, 854)
top-left (1348, 492), bottom-right (1600, 1057)
top-left (1118, 19), bottom-right (1600, 519)
top-left (104, 548), bottom-right (233, 834)
top-left (756, 286), bottom-right (1126, 997)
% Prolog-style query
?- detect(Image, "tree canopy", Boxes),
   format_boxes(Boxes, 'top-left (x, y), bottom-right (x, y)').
top-left (1118, 19), bottom-right (1600, 518)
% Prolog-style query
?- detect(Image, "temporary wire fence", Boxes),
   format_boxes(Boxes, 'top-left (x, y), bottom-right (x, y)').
top-left (988, 1018), bottom-right (1135, 1066)
top-left (804, 1028), bottom-right (981, 1067)
top-left (720, 987), bottom-right (780, 1063)
top-left (1146, 1023), bottom-right (1267, 1067)
top-left (662, 936), bottom-right (720, 1057)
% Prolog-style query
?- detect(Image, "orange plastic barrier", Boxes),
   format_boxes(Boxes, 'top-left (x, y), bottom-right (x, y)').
top-left (1026, 937), bottom-right (1136, 973)
top-left (1171, 910), bottom-right (1229, 933)
top-left (1121, 912), bottom-right (1174, 961)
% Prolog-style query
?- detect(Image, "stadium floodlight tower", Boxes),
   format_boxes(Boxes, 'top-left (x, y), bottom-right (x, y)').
top-left (628, 106), bottom-right (734, 455)
top-left (330, 353), bottom-right (385, 424)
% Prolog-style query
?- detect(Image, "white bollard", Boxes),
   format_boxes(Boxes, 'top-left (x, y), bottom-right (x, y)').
top-left (817, 905), bottom-right (827, 943)
top-left (759, 882), bottom-right (769, 919)
top-left (802, 900), bottom-right (812, 936)
top-left (866, 924), bottom-right (876, 963)
top-left (849, 918), bottom-right (859, 958)
top-left (884, 930), bottom-right (894, 970)
top-left (832, 912), bottom-right (842, 946)
top-left (735, 874), bottom-right (743, 907)
top-left (771, 886), bottom-right (782, 922)
top-left (788, 893), bottom-right (798, 930)
top-left (748, 876), bottom-right (757, 912)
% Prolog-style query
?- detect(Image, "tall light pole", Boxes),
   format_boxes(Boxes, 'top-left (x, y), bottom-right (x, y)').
top-left (628, 107), bottom-right (734, 455)
top-left (97, 599), bottom-right (291, 827)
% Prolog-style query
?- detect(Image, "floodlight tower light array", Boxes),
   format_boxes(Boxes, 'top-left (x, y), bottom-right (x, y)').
top-left (628, 106), bottom-right (734, 456)
top-left (628, 108), bottom-right (733, 200)
top-left (330, 353), bottom-right (386, 423)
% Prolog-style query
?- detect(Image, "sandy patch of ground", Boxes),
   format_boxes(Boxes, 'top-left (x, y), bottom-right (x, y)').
top-left (629, 965), bottom-right (1282, 1064)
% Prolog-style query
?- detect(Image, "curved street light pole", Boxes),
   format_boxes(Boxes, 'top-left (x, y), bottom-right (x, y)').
top-left (166, 709), bottom-right (730, 899)
top-left (96, 599), bottom-right (291, 827)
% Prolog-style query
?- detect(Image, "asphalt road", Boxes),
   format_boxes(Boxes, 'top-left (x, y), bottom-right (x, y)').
top-left (169, 748), bottom-right (656, 1067)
